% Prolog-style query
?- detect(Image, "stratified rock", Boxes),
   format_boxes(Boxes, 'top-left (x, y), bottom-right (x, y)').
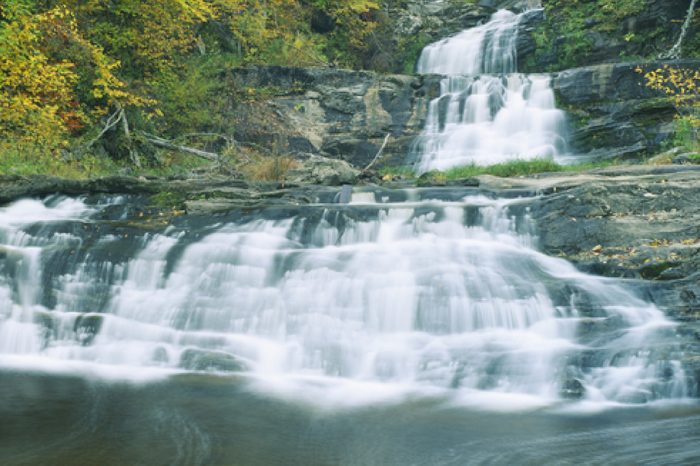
top-left (231, 66), bottom-right (439, 169)
top-left (553, 61), bottom-right (700, 159)
top-left (229, 61), bottom-right (700, 168)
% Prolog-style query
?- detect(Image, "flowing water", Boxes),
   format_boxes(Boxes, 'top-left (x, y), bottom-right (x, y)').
top-left (414, 9), bottom-right (568, 172)
top-left (2, 5), bottom-right (699, 465)
top-left (0, 192), bottom-right (698, 464)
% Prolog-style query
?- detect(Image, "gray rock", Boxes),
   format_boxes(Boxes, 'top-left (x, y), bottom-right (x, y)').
top-left (553, 60), bottom-right (700, 159)
top-left (229, 61), bottom-right (700, 169)
top-left (179, 348), bottom-right (247, 373)
top-left (560, 378), bottom-right (586, 400)
top-left (231, 66), bottom-right (438, 169)
top-left (673, 153), bottom-right (699, 165)
top-left (74, 314), bottom-right (103, 346)
top-left (287, 155), bottom-right (360, 186)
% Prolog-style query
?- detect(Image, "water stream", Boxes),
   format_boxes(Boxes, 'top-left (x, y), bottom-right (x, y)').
top-left (0, 193), bottom-right (692, 407)
top-left (415, 9), bottom-right (568, 172)
top-left (1, 4), bottom-right (699, 464)
top-left (0, 192), bottom-right (698, 464)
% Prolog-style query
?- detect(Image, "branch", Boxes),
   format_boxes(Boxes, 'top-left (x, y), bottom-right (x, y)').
top-left (144, 135), bottom-right (219, 161)
top-left (364, 133), bottom-right (391, 171)
top-left (84, 107), bottom-right (123, 149)
top-left (120, 107), bottom-right (141, 168)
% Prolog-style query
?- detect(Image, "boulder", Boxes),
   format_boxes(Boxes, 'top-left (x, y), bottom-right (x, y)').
top-left (74, 314), bottom-right (103, 346)
top-left (179, 348), bottom-right (247, 373)
top-left (286, 155), bottom-right (360, 186)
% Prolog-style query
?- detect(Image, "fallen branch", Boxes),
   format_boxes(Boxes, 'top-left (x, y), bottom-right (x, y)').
top-left (84, 107), bottom-right (123, 149)
top-left (144, 135), bottom-right (219, 161)
top-left (364, 133), bottom-right (391, 171)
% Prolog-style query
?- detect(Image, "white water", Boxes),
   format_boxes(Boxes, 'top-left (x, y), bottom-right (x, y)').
top-left (415, 9), bottom-right (568, 172)
top-left (0, 195), bottom-right (690, 409)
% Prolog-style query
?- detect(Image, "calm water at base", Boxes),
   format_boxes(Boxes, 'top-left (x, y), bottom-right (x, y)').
top-left (2, 371), bottom-right (700, 466)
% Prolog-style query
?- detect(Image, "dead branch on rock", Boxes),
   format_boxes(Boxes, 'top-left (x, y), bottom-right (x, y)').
top-left (144, 134), bottom-right (219, 161)
top-left (364, 133), bottom-right (391, 171)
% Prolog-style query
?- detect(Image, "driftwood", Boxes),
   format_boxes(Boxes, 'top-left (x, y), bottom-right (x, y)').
top-left (364, 133), bottom-right (391, 171)
top-left (84, 105), bottom-right (223, 165)
top-left (144, 135), bottom-right (219, 161)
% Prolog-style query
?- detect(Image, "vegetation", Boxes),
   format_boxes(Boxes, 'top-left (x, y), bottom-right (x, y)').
top-left (0, 0), bottom-right (382, 177)
top-left (527, 0), bottom-right (691, 71)
top-left (1, 0), bottom-right (697, 178)
top-left (638, 65), bottom-right (700, 153)
top-left (382, 158), bottom-right (620, 182)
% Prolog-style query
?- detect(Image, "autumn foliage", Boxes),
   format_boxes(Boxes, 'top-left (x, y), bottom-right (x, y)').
top-left (637, 65), bottom-right (700, 151)
top-left (0, 0), bottom-right (380, 160)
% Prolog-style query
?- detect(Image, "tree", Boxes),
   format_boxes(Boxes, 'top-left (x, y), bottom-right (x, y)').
top-left (638, 64), bottom-right (700, 151)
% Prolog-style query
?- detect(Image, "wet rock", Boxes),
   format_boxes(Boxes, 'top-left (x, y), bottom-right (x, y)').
top-left (33, 310), bottom-right (57, 348)
top-left (152, 347), bottom-right (170, 364)
top-left (179, 348), bottom-right (247, 373)
top-left (416, 171), bottom-right (480, 187)
top-left (74, 314), bottom-right (103, 346)
top-left (560, 378), bottom-right (586, 400)
top-left (0, 175), bottom-right (249, 206)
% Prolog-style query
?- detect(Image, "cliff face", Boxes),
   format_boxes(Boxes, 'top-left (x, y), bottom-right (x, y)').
top-left (518, 0), bottom-right (696, 72)
top-left (370, 0), bottom-right (696, 74)
top-left (228, 61), bottom-right (699, 169)
top-left (225, 0), bottom-right (698, 168)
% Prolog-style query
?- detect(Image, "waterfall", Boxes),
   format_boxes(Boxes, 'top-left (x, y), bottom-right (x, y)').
top-left (414, 9), bottom-right (568, 172)
top-left (0, 194), bottom-right (690, 408)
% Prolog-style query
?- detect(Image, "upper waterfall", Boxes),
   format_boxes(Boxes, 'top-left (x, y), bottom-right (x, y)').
top-left (417, 9), bottom-right (521, 75)
top-left (414, 8), bottom-right (569, 172)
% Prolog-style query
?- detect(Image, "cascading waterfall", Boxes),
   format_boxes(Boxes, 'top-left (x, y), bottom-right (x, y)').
top-left (414, 9), bottom-right (568, 172)
top-left (0, 194), bottom-right (691, 408)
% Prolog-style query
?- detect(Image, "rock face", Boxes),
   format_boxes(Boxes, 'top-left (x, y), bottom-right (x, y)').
top-left (231, 66), bottom-right (441, 169)
top-left (286, 155), bottom-right (360, 186)
top-left (552, 60), bottom-right (700, 159)
top-left (519, 0), bottom-right (695, 72)
top-left (230, 61), bottom-right (699, 168)
top-left (485, 167), bottom-right (700, 330)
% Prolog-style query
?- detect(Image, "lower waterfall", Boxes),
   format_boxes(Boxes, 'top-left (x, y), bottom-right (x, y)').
top-left (0, 192), bottom-right (691, 409)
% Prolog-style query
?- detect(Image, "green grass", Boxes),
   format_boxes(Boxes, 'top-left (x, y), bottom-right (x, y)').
top-left (0, 145), bottom-right (217, 180)
top-left (444, 159), bottom-right (566, 178)
top-left (0, 148), bottom-right (121, 179)
top-left (381, 158), bottom-right (619, 181)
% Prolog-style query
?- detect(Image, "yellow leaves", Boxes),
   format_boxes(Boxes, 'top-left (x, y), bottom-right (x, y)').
top-left (0, 3), bottom-right (150, 150)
